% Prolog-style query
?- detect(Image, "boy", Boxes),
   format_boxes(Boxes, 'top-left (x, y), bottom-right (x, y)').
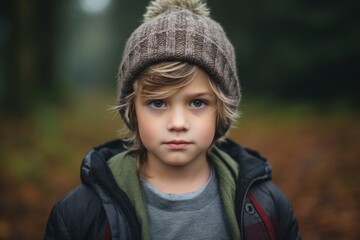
top-left (45, 0), bottom-right (300, 239)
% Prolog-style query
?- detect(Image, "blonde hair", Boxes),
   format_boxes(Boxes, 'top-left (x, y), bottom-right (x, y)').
top-left (116, 61), bottom-right (239, 166)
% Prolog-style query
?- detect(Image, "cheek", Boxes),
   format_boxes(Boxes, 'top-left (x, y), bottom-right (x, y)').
top-left (196, 115), bottom-right (216, 143)
top-left (137, 117), bottom-right (159, 146)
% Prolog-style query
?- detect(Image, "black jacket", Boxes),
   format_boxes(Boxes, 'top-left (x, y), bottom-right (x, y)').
top-left (45, 139), bottom-right (300, 239)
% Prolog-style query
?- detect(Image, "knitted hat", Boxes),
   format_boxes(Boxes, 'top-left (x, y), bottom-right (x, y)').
top-left (117, 0), bottom-right (240, 124)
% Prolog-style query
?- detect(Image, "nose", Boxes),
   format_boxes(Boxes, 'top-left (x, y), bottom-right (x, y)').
top-left (167, 106), bottom-right (189, 132)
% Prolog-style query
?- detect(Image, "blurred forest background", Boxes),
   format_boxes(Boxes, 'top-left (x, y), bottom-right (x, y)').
top-left (0, 0), bottom-right (359, 239)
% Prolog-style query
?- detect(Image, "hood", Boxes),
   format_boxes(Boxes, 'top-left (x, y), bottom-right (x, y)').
top-left (217, 138), bottom-right (272, 181)
top-left (80, 139), bottom-right (128, 185)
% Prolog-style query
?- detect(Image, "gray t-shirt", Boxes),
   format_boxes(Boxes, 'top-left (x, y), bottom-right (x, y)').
top-left (141, 168), bottom-right (231, 240)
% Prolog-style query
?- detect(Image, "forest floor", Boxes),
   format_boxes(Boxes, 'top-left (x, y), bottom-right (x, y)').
top-left (0, 94), bottom-right (359, 239)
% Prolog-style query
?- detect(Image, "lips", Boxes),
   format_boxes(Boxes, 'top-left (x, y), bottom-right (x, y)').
top-left (164, 140), bottom-right (192, 149)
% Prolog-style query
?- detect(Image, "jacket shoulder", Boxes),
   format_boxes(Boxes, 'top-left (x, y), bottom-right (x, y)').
top-left (45, 184), bottom-right (107, 239)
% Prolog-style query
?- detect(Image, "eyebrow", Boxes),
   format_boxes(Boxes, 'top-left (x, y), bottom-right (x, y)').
top-left (137, 91), bottom-right (215, 101)
top-left (187, 92), bottom-right (215, 98)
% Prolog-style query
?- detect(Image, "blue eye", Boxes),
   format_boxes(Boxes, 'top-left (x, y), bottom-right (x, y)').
top-left (148, 100), bottom-right (166, 109)
top-left (190, 99), bottom-right (207, 108)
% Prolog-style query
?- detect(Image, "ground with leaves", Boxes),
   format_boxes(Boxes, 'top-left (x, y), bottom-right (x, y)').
top-left (0, 95), bottom-right (359, 239)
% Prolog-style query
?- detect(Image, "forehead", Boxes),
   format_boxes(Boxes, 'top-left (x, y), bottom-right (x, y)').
top-left (135, 68), bottom-right (214, 97)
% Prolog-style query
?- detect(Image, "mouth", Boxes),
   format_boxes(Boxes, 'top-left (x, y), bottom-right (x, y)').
top-left (163, 140), bottom-right (192, 149)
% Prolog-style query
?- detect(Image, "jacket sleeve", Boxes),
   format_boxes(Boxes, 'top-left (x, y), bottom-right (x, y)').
top-left (45, 202), bottom-right (72, 240)
top-left (250, 181), bottom-right (301, 240)
top-left (271, 183), bottom-right (300, 240)
top-left (44, 185), bottom-right (108, 240)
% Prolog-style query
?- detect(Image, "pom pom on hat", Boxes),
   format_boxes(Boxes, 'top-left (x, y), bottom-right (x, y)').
top-left (143, 0), bottom-right (210, 21)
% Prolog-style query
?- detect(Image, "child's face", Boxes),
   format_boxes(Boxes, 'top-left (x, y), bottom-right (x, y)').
top-left (135, 70), bottom-right (216, 171)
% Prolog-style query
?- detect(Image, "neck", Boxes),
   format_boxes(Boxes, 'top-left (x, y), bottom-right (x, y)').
top-left (141, 157), bottom-right (211, 194)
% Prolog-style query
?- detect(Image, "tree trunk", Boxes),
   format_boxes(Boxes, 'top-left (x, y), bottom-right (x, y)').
top-left (1, 0), bottom-right (58, 116)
